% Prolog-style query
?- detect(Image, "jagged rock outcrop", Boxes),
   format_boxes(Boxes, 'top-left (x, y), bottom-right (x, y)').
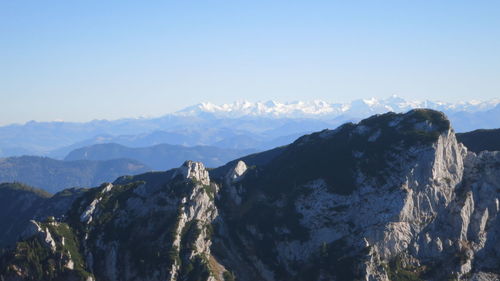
top-left (1, 109), bottom-right (500, 281)
top-left (0, 161), bottom-right (227, 281)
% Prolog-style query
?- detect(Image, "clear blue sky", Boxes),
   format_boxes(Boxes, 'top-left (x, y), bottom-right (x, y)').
top-left (1, 0), bottom-right (499, 125)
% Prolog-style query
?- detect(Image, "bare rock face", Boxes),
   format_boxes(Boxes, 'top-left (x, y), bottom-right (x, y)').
top-left (227, 160), bottom-right (247, 182)
top-left (168, 162), bottom-right (221, 281)
top-left (2, 109), bottom-right (500, 281)
top-left (174, 160), bottom-right (211, 186)
top-left (22, 220), bottom-right (57, 253)
top-left (223, 160), bottom-right (248, 206)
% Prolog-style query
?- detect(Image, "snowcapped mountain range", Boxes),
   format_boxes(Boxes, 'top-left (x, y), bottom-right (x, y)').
top-left (0, 96), bottom-right (498, 159)
top-left (176, 95), bottom-right (500, 118)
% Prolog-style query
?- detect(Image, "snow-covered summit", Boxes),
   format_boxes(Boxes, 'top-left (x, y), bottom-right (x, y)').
top-left (175, 96), bottom-right (500, 119)
top-left (176, 99), bottom-right (340, 118)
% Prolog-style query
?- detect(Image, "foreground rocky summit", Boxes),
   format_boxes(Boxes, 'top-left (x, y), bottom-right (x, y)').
top-left (1, 109), bottom-right (500, 281)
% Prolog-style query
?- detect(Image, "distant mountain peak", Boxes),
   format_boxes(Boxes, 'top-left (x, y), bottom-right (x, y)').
top-left (175, 96), bottom-right (500, 119)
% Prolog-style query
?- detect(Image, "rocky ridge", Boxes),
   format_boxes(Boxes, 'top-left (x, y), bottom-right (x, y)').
top-left (1, 109), bottom-right (500, 281)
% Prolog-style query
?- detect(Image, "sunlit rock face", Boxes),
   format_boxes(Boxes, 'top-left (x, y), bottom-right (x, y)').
top-left (2, 109), bottom-right (500, 281)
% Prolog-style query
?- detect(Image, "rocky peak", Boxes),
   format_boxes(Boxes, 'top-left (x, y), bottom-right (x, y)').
top-left (173, 160), bottom-right (211, 185)
top-left (304, 108), bottom-right (450, 143)
top-left (226, 160), bottom-right (247, 183)
top-left (242, 109), bottom-right (454, 198)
